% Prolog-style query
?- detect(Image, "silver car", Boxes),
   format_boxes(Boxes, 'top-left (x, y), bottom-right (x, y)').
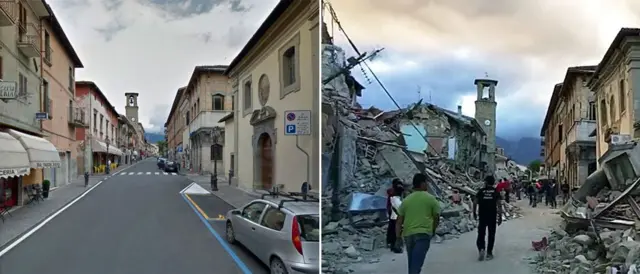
top-left (225, 193), bottom-right (319, 274)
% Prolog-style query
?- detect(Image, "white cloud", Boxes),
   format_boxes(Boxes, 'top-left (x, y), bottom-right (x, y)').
top-left (327, 0), bottom-right (640, 138)
top-left (48, 0), bottom-right (278, 132)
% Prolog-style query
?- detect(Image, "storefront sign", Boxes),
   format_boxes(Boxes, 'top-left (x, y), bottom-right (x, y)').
top-left (35, 112), bottom-right (50, 121)
top-left (0, 167), bottom-right (29, 177)
top-left (36, 162), bottom-right (61, 168)
top-left (0, 81), bottom-right (17, 99)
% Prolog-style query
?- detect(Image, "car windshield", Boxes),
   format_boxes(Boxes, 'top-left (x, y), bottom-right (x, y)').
top-left (296, 214), bottom-right (319, 242)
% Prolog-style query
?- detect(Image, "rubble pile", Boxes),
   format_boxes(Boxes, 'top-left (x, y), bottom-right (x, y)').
top-left (321, 43), bottom-right (522, 272)
top-left (533, 142), bottom-right (640, 274)
top-left (533, 226), bottom-right (640, 274)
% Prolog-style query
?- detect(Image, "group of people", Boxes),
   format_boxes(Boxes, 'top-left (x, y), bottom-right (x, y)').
top-left (523, 179), bottom-right (570, 208)
top-left (385, 174), bottom-right (505, 274)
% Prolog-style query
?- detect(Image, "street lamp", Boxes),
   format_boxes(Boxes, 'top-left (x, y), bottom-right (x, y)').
top-left (209, 127), bottom-right (222, 191)
top-left (105, 137), bottom-right (111, 174)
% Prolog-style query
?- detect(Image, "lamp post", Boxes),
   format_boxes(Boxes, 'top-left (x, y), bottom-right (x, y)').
top-left (209, 128), bottom-right (221, 191)
top-left (105, 137), bottom-right (111, 174)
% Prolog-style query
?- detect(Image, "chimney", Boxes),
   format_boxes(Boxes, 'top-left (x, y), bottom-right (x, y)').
top-left (457, 105), bottom-right (462, 115)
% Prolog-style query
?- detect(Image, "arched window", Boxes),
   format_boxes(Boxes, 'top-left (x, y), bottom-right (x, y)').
top-left (213, 94), bottom-right (225, 111)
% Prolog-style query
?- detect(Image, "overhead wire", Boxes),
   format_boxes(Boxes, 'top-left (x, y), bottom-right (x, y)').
top-left (324, 1), bottom-right (442, 157)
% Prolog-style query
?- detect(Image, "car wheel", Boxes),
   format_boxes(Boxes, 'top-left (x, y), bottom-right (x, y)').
top-left (225, 222), bottom-right (237, 244)
top-left (270, 257), bottom-right (288, 274)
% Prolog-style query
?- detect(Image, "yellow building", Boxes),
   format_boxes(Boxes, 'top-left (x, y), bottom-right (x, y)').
top-left (588, 28), bottom-right (640, 165)
top-left (224, 0), bottom-right (319, 192)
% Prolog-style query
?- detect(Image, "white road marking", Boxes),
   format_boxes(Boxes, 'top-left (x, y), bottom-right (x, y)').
top-left (0, 180), bottom-right (105, 258)
top-left (128, 172), bottom-right (135, 175)
top-left (120, 173), bottom-right (126, 176)
top-left (137, 172), bottom-right (143, 175)
top-left (171, 173), bottom-right (177, 176)
top-left (155, 172), bottom-right (159, 175)
top-left (146, 172), bottom-right (151, 175)
top-left (163, 172), bottom-right (168, 175)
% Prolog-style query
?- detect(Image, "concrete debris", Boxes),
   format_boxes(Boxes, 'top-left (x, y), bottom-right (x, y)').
top-left (535, 141), bottom-right (640, 274)
top-left (533, 227), bottom-right (640, 274)
top-left (320, 43), bottom-right (523, 273)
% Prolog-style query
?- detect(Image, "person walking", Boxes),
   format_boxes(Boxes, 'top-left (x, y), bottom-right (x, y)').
top-left (386, 179), bottom-right (404, 253)
top-left (527, 182), bottom-right (537, 207)
top-left (473, 175), bottom-right (502, 261)
top-left (396, 173), bottom-right (441, 274)
top-left (561, 182), bottom-right (570, 205)
top-left (547, 180), bottom-right (558, 208)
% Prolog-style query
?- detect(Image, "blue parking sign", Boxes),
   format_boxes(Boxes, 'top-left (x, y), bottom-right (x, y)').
top-left (286, 125), bottom-right (296, 134)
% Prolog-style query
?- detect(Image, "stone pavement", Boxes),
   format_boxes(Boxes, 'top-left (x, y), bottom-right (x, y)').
top-left (340, 199), bottom-right (562, 274)
top-left (0, 175), bottom-right (104, 249)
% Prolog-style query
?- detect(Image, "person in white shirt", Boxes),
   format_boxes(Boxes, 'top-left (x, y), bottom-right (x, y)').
top-left (387, 179), bottom-right (404, 253)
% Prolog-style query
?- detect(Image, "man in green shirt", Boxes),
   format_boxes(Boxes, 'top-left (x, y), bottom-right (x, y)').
top-left (396, 173), bottom-right (441, 274)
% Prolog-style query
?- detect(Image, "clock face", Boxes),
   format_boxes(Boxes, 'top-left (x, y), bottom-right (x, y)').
top-left (484, 119), bottom-right (491, 126)
top-left (131, 117), bottom-right (136, 122)
top-left (128, 96), bottom-right (135, 106)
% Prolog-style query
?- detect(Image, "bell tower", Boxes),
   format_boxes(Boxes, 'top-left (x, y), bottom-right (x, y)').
top-left (125, 92), bottom-right (139, 123)
top-left (474, 78), bottom-right (498, 174)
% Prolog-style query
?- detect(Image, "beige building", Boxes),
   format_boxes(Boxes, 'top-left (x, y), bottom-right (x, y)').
top-left (541, 66), bottom-right (598, 187)
top-left (224, 0), bottom-right (319, 192)
top-left (588, 28), bottom-right (640, 165)
top-left (41, 4), bottom-right (84, 186)
top-left (180, 65), bottom-right (231, 174)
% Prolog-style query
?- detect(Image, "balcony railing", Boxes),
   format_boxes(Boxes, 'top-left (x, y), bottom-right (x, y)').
top-left (188, 111), bottom-right (230, 135)
top-left (540, 148), bottom-right (545, 157)
top-left (17, 22), bottom-right (40, 57)
top-left (68, 106), bottom-right (88, 127)
top-left (0, 1), bottom-right (16, 27)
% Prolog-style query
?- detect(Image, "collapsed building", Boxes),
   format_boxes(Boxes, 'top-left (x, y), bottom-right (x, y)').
top-left (534, 141), bottom-right (640, 274)
top-left (320, 35), bottom-right (523, 272)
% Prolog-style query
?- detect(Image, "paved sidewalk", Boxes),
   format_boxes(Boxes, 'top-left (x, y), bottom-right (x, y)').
top-left (0, 176), bottom-right (103, 249)
top-left (186, 174), bottom-right (259, 208)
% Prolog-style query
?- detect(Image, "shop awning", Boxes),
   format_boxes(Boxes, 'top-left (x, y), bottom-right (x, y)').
top-left (108, 147), bottom-right (123, 156)
top-left (0, 132), bottom-right (31, 178)
top-left (91, 139), bottom-right (122, 156)
top-left (7, 129), bottom-right (61, 169)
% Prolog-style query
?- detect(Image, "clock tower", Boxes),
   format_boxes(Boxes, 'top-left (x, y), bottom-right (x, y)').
top-left (474, 78), bottom-right (498, 174)
top-left (125, 92), bottom-right (139, 123)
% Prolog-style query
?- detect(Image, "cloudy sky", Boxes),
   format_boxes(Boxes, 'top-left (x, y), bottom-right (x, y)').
top-left (49, 0), bottom-right (278, 133)
top-left (327, 0), bottom-right (640, 140)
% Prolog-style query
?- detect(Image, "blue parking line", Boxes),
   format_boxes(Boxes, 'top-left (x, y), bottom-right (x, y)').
top-left (180, 193), bottom-right (252, 274)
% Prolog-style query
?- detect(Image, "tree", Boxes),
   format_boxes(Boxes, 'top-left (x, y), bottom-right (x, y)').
top-left (528, 159), bottom-right (542, 175)
top-left (157, 140), bottom-right (167, 156)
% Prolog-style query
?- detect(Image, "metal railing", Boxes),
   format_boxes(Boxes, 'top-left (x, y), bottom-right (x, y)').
top-left (68, 106), bottom-right (86, 124)
top-left (17, 22), bottom-right (41, 51)
top-left (0, 1), bottom-right (16, 23)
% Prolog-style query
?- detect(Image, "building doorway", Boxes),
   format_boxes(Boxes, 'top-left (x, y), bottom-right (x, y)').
top-left (258, 133), bottom-right (273, 190)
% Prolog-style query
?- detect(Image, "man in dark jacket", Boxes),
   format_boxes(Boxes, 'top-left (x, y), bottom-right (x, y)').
top-left (527, 182), bottom-right (537, 207)
top-left (473, 175), bottom-right (502, 261)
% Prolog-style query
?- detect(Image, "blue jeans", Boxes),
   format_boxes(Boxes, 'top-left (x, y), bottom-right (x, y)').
top-left (404, 233), bottom-right (432, 274)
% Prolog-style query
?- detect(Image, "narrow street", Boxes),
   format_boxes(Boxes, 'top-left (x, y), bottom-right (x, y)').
top-left (349, 200), bottom-right (561, 274)
top-left (0, 159), bottom-right (267, 274)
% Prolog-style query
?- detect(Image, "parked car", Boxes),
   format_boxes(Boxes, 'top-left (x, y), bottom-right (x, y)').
top-left (225, 192), bottom-right (319, 274)
top-left (164, 160), bottom-right (178, 173)
top-left (157, 158), bottom-right (166, 169)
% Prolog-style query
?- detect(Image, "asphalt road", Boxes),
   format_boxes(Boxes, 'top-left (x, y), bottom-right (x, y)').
top-left (0, 158), bottom-right (267, 274)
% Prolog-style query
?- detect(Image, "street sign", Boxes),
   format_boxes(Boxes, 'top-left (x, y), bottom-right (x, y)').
top-left (284, 110), bottom-right (311, 135)
top-left (35, 112), bottom-right (49, 120)
top-left (0, 81), bottom-right (17, 99)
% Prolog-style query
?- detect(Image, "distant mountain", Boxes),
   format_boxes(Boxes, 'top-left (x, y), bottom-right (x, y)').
top-left (145, 132), bottom-right (165, 143)
top-left (496, 136), bottom-right (541, 165)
